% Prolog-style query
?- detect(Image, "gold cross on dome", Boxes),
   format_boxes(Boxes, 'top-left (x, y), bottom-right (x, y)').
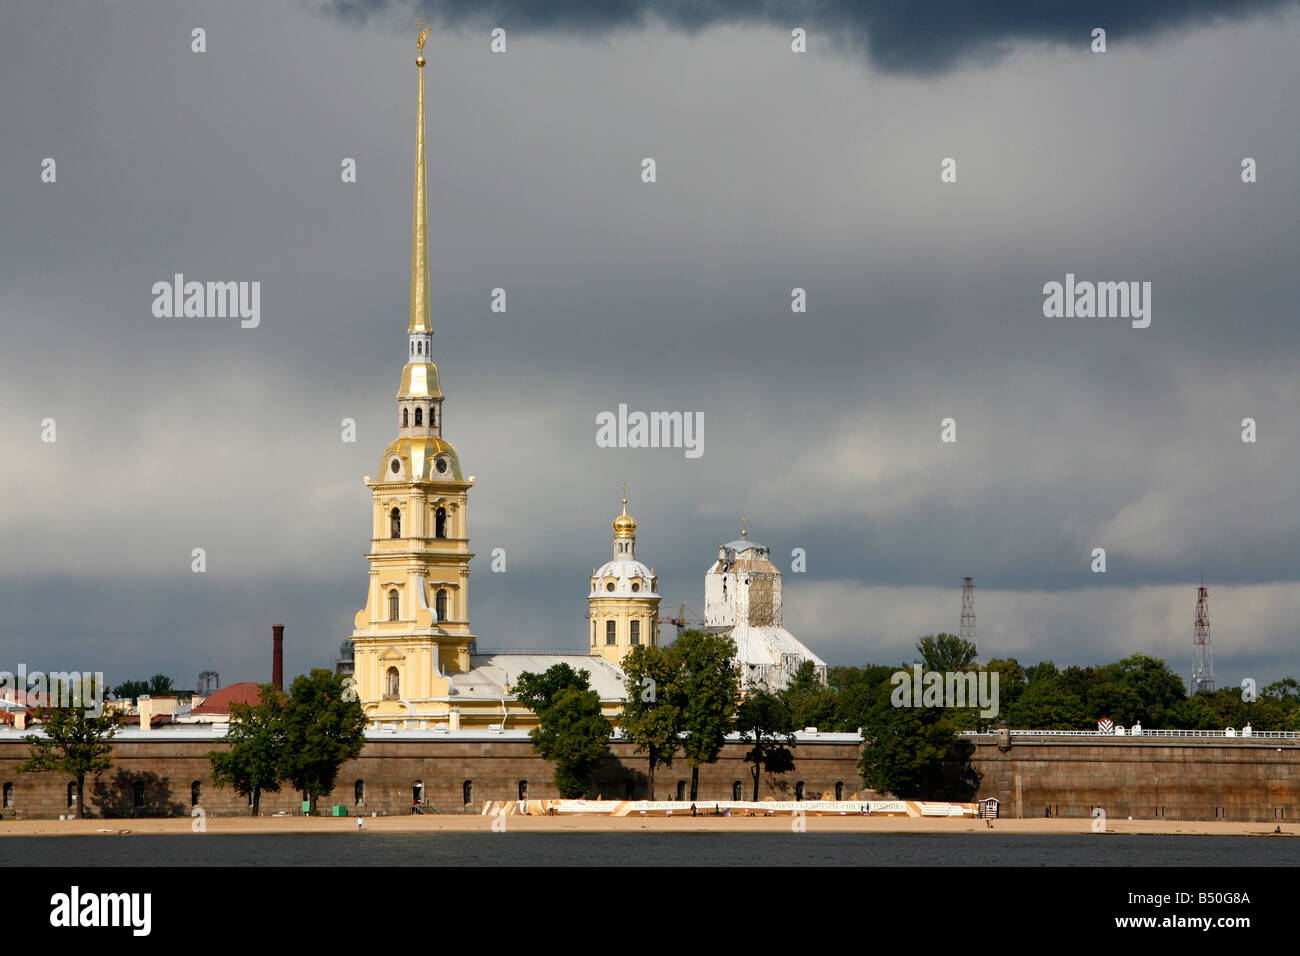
top-left (621, 482), bottom-right (628, 497)
top-left (741, 515), bottom-right (748, 538)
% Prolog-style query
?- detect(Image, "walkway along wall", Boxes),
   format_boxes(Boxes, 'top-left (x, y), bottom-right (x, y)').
top-left (0, 731), bottom-right (864, 818)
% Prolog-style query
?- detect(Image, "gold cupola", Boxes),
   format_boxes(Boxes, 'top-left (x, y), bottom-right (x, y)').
top-left (613, 497), bottom-right (637, 539)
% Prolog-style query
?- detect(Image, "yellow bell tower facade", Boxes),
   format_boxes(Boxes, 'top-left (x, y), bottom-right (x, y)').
top-left (588, 492), bottom-right (661, 663)
top-left (351, 31), bottom-right (476, 727)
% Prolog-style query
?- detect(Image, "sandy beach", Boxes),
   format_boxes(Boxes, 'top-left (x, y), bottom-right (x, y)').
top-left (0, 814), bottom-right (1291, 838)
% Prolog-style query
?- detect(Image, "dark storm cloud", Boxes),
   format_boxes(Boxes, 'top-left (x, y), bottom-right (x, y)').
top-left (316, 0), bottom-right (1291, 73)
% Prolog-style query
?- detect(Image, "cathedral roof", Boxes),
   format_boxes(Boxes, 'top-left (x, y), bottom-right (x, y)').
top-left (591, 559), bottom-right (658, 596)
top-left (461, 654), bottom-right (627, 701)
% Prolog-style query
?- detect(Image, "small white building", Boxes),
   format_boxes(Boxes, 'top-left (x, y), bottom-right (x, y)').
top-left (703, 530), bottom-right (826, 692)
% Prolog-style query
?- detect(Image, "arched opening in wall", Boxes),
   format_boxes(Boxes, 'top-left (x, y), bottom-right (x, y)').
top-left (390, 508), bottom-right (401, 538)
top-left (66, 782), bottom-right (77, 808)
top-left (435, 507), bottom-right (446, 538)
top-left (605, 620), bottom-right (616, 645)
top-left (388, 589), bottom-right (400, 622)
top-left (402, 408), bottom-right (409, 428)
top-left (2, 782), bottom-right (13, 808)
top-left (676, 780), bottom-right (686, 801)
top-left (190, 781), bottom-right (201, 806)
top-left (794, 781), bottom-right (804, 801)
top-left (385, 667), bottom-right (400, 700)
top-left (835, 781), bottom-right (844, 801)
top-left (463, 780), bottom-right (473, 806)
top-left (732, 781), bottom-right (742, 801)
top-left (630, 620), bottom-right (640, 646)
top-left (415, 407), bottom-right (423, 427)
top-left (413, 780), bottom-right (425, 806)
top-left (133, 781), bottom-right (145, 808)
top-left (417, 341), bottom-right (423, 355)
top-left (518, 780), bottom-right (528, 800)
top-left (436, 589), bottom-right (448, 622)
top-left (354, 780), bottom-right (365, 805)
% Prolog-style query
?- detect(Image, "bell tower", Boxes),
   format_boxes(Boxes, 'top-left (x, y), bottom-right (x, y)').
top-left (351, 28), bottom-right (476, 727)
top-left (588, 489), bottom-right (661, 664)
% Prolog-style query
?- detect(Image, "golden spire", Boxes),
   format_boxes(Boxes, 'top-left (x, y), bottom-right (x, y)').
top-left (409, 22), bottom-right (432, 334)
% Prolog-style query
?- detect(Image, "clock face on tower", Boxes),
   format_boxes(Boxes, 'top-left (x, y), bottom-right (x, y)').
top-left (390, 458), bottom-right (400, 474)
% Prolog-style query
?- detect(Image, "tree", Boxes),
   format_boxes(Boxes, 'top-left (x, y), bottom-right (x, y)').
top-left (147, 674), bottom-right (174, 697)
top-left (735, 691), bottom-right (796, 802)
top-left (208, 684), bottom-right (286, 816)
top-left (780, 659), bottom-right (838, 732)
top-left (858, 697), bottom-right (979, 800)
top-left (280, 669), bottom-right (368, 814)
top-left (533, 687), bottom-right (614, 798)
top-left (515, 664), bottom-right (612, 798)
top-left (673, 631), bottom-right (740, 801)
top-left (19, 687), bottom-right (126, 819)
top-left (916, 633), bottom-right (978, 672)
top-left (619, 645), bottom-right (683, 798)
top-left (513, 663), bottom-right (591, 714)
top-left (112, 679), bottom-right (148, 703)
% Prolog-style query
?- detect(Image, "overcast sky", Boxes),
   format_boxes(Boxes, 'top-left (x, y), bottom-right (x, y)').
top-left (2, 0), bottom-right (1297, 696)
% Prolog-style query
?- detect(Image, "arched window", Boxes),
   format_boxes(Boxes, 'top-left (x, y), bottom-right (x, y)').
top-left (413, 780), bottom-right (424, 806)
top-left (417, 341), bottom-right (423, 355)
top-left (386, 667), bottom-right (400, 699)
top-left (795, 781), bottom-right (805, 801)
top-left (390, 507), bottom-right (401, 538)
top-left (518, 780), bottom-right (528, 800)
top-left (434, 507), bottom-right (446, 538)
top-left (630, 620), bottom-right (640, 645)
top-left (67, 782), bottom-right (77, 808)
top-left (676, 781), bottom-right (686, 800)
top-left (388, 589), bottom-right (400, 622)
top-left (605, 621), bottom-right (616, 645)
top-left (732, 781), bottom-right (742, 801)
top-left (133, 781), bottom-right (145, 808)
top-left (3, 782), bottom-right (13, 808)
top-left (415, 407), bottom-right (423, 427)
top-left (190, 781), bottom-right (201, 807)
top-left (835, 781), bottom-right (844, 801)
top-left (463, 780), bottom-right (473, 805)
top-left (402, 408), bottom-right (409, 427)
top-left (355, 780), bottom-right (365, 806)
top-left (436, 589), bottom-right (448, 621)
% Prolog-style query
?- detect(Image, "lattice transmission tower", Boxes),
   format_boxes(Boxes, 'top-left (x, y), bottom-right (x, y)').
top-left (959, 577), bottom-right (975, 644)
top-left (1190, 584), bottom-right (1215, 694)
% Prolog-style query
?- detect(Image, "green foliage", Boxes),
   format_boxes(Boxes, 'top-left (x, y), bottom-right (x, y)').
top-left (208, 684), bottom-right (287, 815)
top-left (620, 644), bottom-right (683, 796)
top-left (858, 696), bottom-right (979, 800)
top-left (513, 664), bottom-right (590, 716)
top-left (19, 705), bottom-right (127, 819)
top-left (779, 661), bottom-right (837, 732)
top-left (280, 669), bottom-right (368, 814)
top-left (671, 631), bottom-right (741, 800)
top-left (916, 633), bottom-right (978, 672)
top-left (112, 674), bottom-right (174, 701)
top-left (735, 690), bottom-right (796, 801)
top-left (515, 664), bottom-right (613, 797)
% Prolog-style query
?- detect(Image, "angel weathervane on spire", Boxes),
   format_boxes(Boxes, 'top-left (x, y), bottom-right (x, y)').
top-left (417, 18), bottom-right (432, 54)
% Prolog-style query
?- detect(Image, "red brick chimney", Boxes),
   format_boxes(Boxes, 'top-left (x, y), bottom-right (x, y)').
top-left (272, 624), bottom-right (284, 691)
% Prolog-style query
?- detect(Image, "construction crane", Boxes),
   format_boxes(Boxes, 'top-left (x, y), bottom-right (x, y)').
top-left (663, 603), bottom-right (703, 637)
